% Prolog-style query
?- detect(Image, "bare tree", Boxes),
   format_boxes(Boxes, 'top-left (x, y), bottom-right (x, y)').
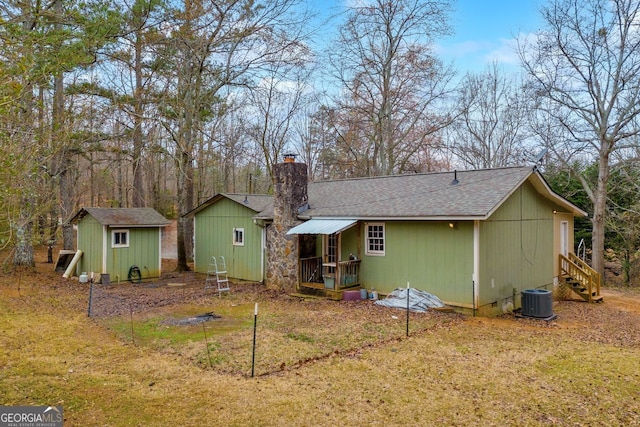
top-left (519, 0), bottom-right (640, 279)
top-left (327, 0), bottom-right (454, 176)
top-left (156, 0), bottom-right (312, 270)
top-left (451, 63), bottom-right (531, 169)
top-left (244, 46), bottom-right (313, 182)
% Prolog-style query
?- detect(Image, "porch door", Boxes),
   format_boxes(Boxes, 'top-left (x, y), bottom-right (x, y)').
top-left (323, 233), bottom-right (339, 289)
top-left (560, 221), bottom-right (569, 256)
top-left (326, 233), bottom-right (337, 263)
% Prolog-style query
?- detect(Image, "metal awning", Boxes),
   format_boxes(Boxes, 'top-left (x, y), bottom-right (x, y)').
top-left (286, 219), bottom-right (358, 235)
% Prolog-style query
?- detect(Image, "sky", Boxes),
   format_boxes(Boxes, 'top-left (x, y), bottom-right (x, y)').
top-left (437, 0), bottom-right (544, 75)
top-left (309, 0), bottom-right (545, 77)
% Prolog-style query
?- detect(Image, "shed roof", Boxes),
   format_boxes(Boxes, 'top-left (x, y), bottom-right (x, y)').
top-left (183, 193), bottom-right (274, 218)
top-left (254, 166), bottom-right (587, 220)
top-left (68, 207), bottom-right (170, 227)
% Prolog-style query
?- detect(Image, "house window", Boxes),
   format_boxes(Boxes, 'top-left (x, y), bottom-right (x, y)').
top-left (365, 223), bottom-right (385, 256)
top-left (233, 228), bottom-right (245, 246)
top-left (112, 229), bottom-right (129, 248)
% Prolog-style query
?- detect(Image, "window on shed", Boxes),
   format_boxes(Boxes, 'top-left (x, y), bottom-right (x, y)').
top-left (112, 229), bottom-right (129, 248)
top-left (365, 223), bottom-right (385, 256)
top-left (233, 228), bottom-right (245, 246)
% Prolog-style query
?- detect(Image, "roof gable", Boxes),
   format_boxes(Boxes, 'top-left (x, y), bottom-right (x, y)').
top-left (184, 193), bottom-right (274, 218)
top-left (68, 207), bottom-right (170, 227)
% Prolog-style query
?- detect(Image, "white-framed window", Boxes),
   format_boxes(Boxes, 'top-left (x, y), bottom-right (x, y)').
top-left (112, 229), bottom-right (129, 248)
top-left (365, 223), bottom-right (385, 256)
top-left (233, 228), bottom-right (245, 246)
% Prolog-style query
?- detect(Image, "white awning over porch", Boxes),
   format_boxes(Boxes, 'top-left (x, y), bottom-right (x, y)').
top-left (286, 219), bottom-right (357, 235)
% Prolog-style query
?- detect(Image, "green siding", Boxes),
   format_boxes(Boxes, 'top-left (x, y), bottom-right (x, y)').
top-left (194, 198), bottom-right (264, 281)
top-left (76, 216), bottom-right (104, 276)
top-left (359, 221), bottom-right (474, 303)
top-left (76, 215), bottom-right (162, 281)
top-left (340, 225), bottom-right (359, 260)
top-left (479, 181), bottom-right (555, 310)
top-left (106, 227), bottom-right (161, 281)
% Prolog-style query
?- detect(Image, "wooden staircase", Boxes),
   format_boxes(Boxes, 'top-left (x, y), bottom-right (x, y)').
top-left (559, 253), bottom-right (603, 303)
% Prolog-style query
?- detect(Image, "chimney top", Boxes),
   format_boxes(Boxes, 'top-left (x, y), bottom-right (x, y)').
top-left (283, 153), bottom-right (297, 163)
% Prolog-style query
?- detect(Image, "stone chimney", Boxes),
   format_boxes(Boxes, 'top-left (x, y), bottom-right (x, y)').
top-left (266, 159), bottom-right (308, 291)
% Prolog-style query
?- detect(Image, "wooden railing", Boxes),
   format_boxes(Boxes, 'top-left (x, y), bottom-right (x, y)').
top-left (300, 257), bottom-right (361, 290)
top-left (338, 259), bottom-right (361, 288)
top-left (300, 256), bottom-right (322, 283)
top-left (560, 253), bottom-right (601, 302)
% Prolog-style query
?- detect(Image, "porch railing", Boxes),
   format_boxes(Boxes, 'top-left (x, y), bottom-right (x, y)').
top-left (300, 257), bottom-right (361, 290)
top-left (338, 259), bottom-right (361, 288)
top-left (300, 256), bottom-right (322, 283)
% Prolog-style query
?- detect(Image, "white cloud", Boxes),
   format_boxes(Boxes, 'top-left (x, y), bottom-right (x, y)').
top-left (484, 37), bottom-right (520, 65)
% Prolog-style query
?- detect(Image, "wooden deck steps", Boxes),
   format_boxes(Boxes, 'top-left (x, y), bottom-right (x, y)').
top-left (559, 253), bottom-right (603, 303)
top-left (562, 275), bottom-right (604, 302)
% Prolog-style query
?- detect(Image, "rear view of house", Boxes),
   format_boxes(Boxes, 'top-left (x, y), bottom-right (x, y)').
top-left (188, 160), bottom-right (591, 316)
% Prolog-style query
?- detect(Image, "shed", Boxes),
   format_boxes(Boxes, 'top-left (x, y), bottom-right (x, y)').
top-left (67, 207), bottom-right (170, 282)
top-left (184, 194), bottom-right (273, 282)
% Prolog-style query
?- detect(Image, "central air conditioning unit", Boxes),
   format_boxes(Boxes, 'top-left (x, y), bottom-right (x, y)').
top-left (521, 289), bottom-right (554, 318)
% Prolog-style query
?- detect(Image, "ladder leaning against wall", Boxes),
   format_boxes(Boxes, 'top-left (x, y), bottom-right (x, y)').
top-left (205, 256), bottom-right (230, 296)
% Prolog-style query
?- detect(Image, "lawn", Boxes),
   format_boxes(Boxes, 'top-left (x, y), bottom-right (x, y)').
top-left (1, 256), bottom-right (640, 426)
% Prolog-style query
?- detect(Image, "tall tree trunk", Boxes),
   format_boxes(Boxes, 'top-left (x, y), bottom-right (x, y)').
top-left (54, 70), bottom-right (75, 250)
top-left (591, 152), bottom-right (610, 283)
top-left (132, 31), bottom-right (146, 207)
top-left (13, 205), bottom-right (35, 267)
top-left (176, 150), bottom-right (193, 271)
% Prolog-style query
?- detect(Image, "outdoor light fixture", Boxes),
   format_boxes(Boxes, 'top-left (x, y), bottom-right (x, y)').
top-left (448, 222), bottom-right (457, 229)
top-left (553, 210), bottom-right (557, 214)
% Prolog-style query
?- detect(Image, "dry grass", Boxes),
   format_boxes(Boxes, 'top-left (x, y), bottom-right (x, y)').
top-left (1, 250), bottom-right (640, 426)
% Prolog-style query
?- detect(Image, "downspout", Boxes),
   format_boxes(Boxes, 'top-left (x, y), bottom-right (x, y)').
top-left (158, 226), bottom-right (163, 276)
top-left (191, 218), bottom-right (196, 272)
top-left (261, 225), bottom-right (266, 283)
top-left (473, 220), bottom-right (480, 316)
top-left (102, 226), bottom-right (108, 274)
top-left (253, 218), bottom-right (267, 283)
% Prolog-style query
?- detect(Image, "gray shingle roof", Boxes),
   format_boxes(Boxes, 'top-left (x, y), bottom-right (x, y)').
top-left (254, 166), bottom-right (586, 220)
top-left (183, 193), bottom-right (274, 218)
top-left (69, 207), bottom-right (170, 227)
top-left (305, 167), bottom-right (533, 219)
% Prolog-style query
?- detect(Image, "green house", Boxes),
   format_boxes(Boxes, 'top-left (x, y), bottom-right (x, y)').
top-left (184, 194), bottom-right (273, 282)
top-left (280, 166), bottom-right (588, 316)
top-left (188, 165), bottom-right (590, 316)
top-left (68, 207), bottom-right (170, 283)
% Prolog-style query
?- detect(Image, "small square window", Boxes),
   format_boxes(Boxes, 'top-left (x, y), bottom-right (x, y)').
top-left (233, 228), bottom-right (245, 246)
top-left (365, 223), bottom-right (385, 256)
top-left (112, 230), bottom-right (129, 248)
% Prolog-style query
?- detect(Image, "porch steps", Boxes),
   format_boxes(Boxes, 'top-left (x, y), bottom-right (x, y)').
top-left (297, 283), bottom-right (362, 301)
top-left (290, 292), bottom-right (325, 300)
top-left (562, 275), bottom-right (604, 302)
top-left (559, 254), bottom-right (603, 303)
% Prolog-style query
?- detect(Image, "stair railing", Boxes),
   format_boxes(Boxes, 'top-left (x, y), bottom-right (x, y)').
top-left (577, 238), bottom-right (586, 261)
top-left (559, 253), bottom-right (601, 302)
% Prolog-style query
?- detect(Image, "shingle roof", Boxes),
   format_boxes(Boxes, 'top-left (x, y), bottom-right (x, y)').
top-left (254, 166), bottom-right (586, 220)
top-left (68, 207), bottom-right (170, 227)
top-left (183, 193), bottom-right (274, 218)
